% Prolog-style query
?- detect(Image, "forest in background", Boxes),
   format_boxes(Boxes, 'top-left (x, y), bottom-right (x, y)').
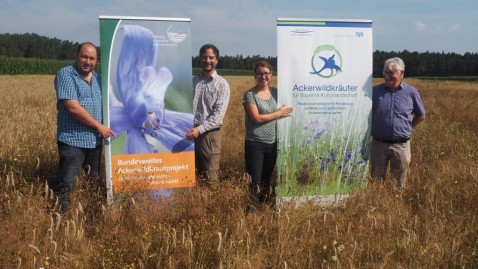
top-left (1, 32), bottom-right (478, 77)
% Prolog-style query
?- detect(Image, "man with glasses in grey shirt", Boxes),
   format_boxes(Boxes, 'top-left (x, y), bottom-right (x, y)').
top-left (186, 44), bottom-right (230, 186)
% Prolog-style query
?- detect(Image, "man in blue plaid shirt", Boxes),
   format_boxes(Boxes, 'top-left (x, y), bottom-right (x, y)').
top-left (52, 42), bottom-right (115, 212)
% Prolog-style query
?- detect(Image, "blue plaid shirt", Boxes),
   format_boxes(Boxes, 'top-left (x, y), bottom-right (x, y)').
top-left (55, 64), bottom-right (102, 148)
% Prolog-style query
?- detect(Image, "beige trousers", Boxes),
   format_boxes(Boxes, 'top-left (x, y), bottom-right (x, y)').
top-left (195, 129), bottom-right (222, 185)
top-left (370, 139), bottom-right (411, 189)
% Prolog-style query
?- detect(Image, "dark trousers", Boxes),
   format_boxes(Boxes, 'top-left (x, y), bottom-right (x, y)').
top-left (52, 142), bottom-right (102, 211)
top-left (244, 140), bottom-right (277, 205)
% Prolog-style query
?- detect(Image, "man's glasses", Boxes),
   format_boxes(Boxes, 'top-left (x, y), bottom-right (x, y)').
top-left (382, 70), bottom-right (402, 76)
top-left (256, 72), bottom-right (271, 77)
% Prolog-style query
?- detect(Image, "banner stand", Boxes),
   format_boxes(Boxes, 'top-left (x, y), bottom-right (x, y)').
top-left (277, 18), bottom-right (373, 201)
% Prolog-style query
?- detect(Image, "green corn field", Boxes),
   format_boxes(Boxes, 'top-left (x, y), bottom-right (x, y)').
top-left (0, 57), bottom-right (101, 75)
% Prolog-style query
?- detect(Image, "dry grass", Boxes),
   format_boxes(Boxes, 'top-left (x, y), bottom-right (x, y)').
top-left (0, 75), bottom-right (477, 268)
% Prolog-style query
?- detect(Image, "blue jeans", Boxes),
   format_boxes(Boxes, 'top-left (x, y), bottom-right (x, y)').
top-left (244, 140), bottom-right (277, 205)
top-left (52, 142), bottom-right (102, 211)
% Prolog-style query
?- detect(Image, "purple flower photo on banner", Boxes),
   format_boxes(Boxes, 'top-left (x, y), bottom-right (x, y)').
top-left (109, 24), bottom-right (194, 154)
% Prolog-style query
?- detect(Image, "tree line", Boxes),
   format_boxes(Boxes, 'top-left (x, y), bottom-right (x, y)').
top-left (0, 33), bottom-right (80, 60)
top-left (1, 33), bottom-right (478, 77)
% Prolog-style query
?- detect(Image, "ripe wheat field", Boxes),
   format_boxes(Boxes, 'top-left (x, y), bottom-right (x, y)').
top-left (0, 75), bottom-right (477, 268)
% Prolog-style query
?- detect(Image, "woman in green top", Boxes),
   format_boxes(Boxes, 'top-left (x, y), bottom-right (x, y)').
top-left (243, 61), bottom-right (293, 207)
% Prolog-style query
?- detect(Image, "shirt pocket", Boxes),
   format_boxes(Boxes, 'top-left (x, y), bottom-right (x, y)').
top-left (205, 90), bottom-right (217, 104)
top-left (77, 84), bottom-right (93, 100)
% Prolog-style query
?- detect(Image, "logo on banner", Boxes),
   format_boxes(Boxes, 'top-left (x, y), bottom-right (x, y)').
top-left (310, 45), bottom-right (343, 78)
top-left (167, 25), bottom-right (187, 44)
top-left (289, 28), bottom-right (313, 36)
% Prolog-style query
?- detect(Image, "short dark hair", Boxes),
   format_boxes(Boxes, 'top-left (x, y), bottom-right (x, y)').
top-left (199, 44), bottom-right (219, 59)
top-left (76, 42), bottom-right (98, 56)
top-left (254, 60), bottom-right (273, 74)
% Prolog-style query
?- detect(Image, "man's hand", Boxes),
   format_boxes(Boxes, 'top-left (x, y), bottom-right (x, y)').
top-left (185, 127), bottom-right (200, 139)
top-left (98, 124), bottom-right (115, 139)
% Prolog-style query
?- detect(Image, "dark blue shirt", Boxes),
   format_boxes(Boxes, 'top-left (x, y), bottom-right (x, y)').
top-left (372, 81), bottom-right (425, 140)
top-left (55, 64), bottom-right (102, 148)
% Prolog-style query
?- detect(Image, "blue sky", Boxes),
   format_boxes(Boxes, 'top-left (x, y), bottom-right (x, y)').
top-left (1, 0), bottom-right (477, 57)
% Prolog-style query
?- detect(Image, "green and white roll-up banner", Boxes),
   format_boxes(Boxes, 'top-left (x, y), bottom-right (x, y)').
top-left (277, 18), bottom-right (373, 197)
top-left (99, 16), bottom-right (195, 203)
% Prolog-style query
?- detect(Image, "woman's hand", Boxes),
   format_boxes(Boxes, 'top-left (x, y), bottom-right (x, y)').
top-left (276, 105), bottom-right (294, 118)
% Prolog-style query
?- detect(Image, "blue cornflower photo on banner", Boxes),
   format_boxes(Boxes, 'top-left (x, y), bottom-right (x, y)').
top-left (110, 24), bottom-right (194, 154)
top-left (100, 17), bottom-right (195, 199)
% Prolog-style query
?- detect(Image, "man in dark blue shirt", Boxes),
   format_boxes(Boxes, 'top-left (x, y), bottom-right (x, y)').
top-left (371, 57), bottom-right (426, 190)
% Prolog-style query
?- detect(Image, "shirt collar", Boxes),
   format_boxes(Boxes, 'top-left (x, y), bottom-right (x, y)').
top-left (199, 70), bottom-right (218, 81)
top-left (72, 64), bottom-right (97, 83)
top-left (386, 80), bottom-right (403, 91)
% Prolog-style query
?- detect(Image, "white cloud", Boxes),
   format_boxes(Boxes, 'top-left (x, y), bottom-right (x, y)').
top-left (414, 21), bottom-right (428, 31)
top-left (449, 23), bottom-right (462, 31)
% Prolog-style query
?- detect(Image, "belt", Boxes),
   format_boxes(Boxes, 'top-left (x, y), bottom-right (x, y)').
top-left (194, 125), bottom-right (221, 133)
top-left (207, 127), bottom-right (221, 132)
top-left (373, 137), bottom-right (410, 144)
